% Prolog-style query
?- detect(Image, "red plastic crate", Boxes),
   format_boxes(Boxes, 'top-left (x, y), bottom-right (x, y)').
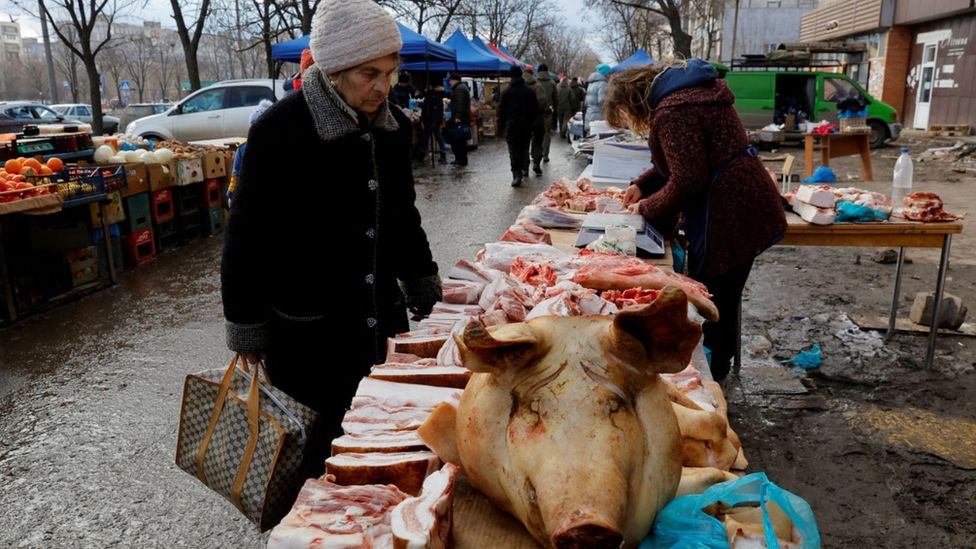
top-left (204, 179), bottom-right (222, 208)
top-left (150, 188), bottom-right (174, 223)
top-left (122, 227), bottom-right (156, 266)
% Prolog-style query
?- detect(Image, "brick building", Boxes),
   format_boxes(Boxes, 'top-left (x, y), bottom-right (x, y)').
top-left (800, 0), bottom-right (976, 130)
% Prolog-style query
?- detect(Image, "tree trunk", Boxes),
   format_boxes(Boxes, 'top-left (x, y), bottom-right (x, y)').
top-left (185, 45), bottom-right (201, 90)
top-left (667, 13), bottom-right (692, 58)
top-left (84, 59), bottom-right (103, 135)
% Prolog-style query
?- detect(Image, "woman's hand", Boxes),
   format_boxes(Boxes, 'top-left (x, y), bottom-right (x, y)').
top-left (623, 184), bottom-right (643, 207)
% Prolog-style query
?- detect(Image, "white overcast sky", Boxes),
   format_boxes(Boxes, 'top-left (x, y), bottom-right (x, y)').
top-left (3, 0), bottom-right (611, 61)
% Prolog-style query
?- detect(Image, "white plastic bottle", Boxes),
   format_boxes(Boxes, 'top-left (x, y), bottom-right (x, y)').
top-left (892, 147), bottom-right (913, 212)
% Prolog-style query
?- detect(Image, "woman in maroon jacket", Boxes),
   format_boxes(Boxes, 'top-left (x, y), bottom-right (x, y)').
top-left (606, 59), bottom-right (786, 382)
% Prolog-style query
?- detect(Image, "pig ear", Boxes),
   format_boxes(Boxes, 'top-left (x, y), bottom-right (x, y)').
top-left (456, 319), bottom-right (542, 374)
top-left (611, 286), bottom-right (702, 374)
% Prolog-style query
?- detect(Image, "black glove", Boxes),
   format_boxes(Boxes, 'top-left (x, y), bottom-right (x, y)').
top-left (399, 274), bottom-right (442, 318)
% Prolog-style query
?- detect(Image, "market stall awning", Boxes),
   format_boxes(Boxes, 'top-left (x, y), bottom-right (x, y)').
top-left (271, 35), bottom-right (309, 63)
top-left (612, 48), bottom-right (655, 72)
top-left (443, 29), bottom-right (511, 74)
top-left (397, 22), bottom-right (457, 72)
top-left (483, 41), bottom-right (533, 71)
top-left (271, 24), bottom-right (457, 72)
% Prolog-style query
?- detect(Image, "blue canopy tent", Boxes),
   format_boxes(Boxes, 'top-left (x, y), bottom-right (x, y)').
top-left (398, 23), bottom-right (457, 72)
top-left (469, 36), bottom-right (516, 72)
top-left (444, 29), bottom-right (510, 74)
top-left (612, 48), bottom-right (655, 72)
top-left (271, 35), bottom-right (309, 63)
top-left (270, 23), bottom-right (456, 71)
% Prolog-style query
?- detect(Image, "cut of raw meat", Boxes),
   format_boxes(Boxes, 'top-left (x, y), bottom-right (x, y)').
top-left (325, 451), bottom-right (441, 496)
top-left (370, 362), bottom-right (471, 389)
top-left (510, 256), bottom-right (559, 287)
top-left (516, 205), bottom-right (585, 230)
top-left (501, 221), bottom-right (553, 244)
top-left (793, 185), bottom-right (836, 208)
top-left (791, 199), bottom-right (835, 225)
top-left (525, 281), bottom-right (617, 320)
top-left (342, 403), bottom-right (438, 434)
top-left (387, 334), bottom-right (449, 359)
top-left (833, 187), bottom-right (890, 212)
top-left (266, 476), bottom-right (408, 549)
top-left (478, 276), bottom-right (535, 323)
top-left (441, 279), bottom-right (485, 305)
top-left (390, 463), bottom-right (460, 549)
top-left (351, 378), bottom-right (462, 411)
top-left (332, 430), bottom-right (429, 455)
top-left (601, 288), bottom-right (663, 309)
top-left (568, 251), bottom-right (719, 321)
top-left (446, 258), bottom-right (503, 284)
top-left (477, 241), bottom-right (568, 273)
top-left (430, 303), bottom-right (483, 316)
top-left (903, 191), bottom-right (965, 222)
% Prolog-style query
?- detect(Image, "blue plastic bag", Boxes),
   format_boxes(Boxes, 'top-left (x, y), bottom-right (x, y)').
top-left (835, 200), bottom-right (890, 223)
top-left (781, 344), bottom-right (822, 369)
top-left (642, 473), bottom-right (821, 549)
top-left (802, 166), bottom-right (837, 183)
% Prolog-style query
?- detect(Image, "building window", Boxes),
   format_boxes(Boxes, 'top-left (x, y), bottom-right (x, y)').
top-left (799, 0), bottom-right (816, 7)
top-left (767, 0), bottom-right (782, 7)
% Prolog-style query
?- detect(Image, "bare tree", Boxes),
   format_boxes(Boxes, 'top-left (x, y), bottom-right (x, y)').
top-left (382, 0), bottom-right (466, 40)
top-left (594, 0), bottom-right (670, 61)
top-left (157, 38), bottom-right (177, 101)
top-left (524, 18), bottom-right (595, 76)
top-left (122, 36), bottom-right (155, 102)
top-left (170, 0), bottom-right (213, 92)
top-left (276, 0), bottom-right (319, 36)
top-left (101, 43), bottom-right (126, 106)
top-left (14, 0), bottom-right (138, 133)
top-left (53, 39), bottom-right (82, 103)
top-left (604, 0), bottom-right (691, 58)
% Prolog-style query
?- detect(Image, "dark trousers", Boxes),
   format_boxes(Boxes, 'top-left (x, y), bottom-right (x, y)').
top-left (506, 125), bottom-right (531, 175)
top-left (530, 122), bottom-right (546, 165)
top-left (700, 259), bottom-right (754, 382)
top-left (418, 125), bottom-right (447, 156)
top-left (449, 122), bottom-right (469, 165)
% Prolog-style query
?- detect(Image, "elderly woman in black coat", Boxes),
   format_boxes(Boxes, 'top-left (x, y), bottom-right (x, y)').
top-left (221, 0), bottom-right (441, 453)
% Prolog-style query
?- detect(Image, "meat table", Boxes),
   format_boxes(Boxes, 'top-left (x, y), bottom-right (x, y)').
top-left (756, 213), bottom-right (964, 372)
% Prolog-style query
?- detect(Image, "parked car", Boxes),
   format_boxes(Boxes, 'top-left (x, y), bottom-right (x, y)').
top-left (51, 104), bottom-right (121, 134)
top-left (722, 69), bottom-right (901, 148)
top-left (118, 103), bottom-right (173, 131)
top-left (125, 79), bottom-right (285, 142)
top-left (0, 101), bottom-right (83, 134)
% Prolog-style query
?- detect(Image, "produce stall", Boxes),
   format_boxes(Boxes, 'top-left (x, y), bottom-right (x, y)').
top-left (0, 137), bottom-right (235, 325)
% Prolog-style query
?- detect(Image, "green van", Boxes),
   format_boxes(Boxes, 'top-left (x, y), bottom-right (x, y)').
top-left (722, 69), bottom-right (901, 148)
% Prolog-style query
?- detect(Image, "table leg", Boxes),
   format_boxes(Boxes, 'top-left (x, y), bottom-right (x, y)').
top-left (734, 297), bottom-right (742, 377)
top-left (100, 202), bottom-right (118, 284)
top-left (925, 235), bottom-right (952, 369)
top-left (821, 140), bottom-right (830, 170)
top-left (0, 221), bottom-right (17, 323)
top-left (886, 247), bottom-right (905, 341)
top-left (860, 135), bottom-right (873, 181)
top-left (804, 135), bottom-right (814, 177)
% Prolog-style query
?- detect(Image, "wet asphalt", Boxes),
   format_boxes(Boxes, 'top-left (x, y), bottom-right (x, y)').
top-left (0, 134), bottom-right (586, 548)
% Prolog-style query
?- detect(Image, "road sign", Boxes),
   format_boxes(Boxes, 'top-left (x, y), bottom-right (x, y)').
top-left (120, 80), bottom-right (132, 91)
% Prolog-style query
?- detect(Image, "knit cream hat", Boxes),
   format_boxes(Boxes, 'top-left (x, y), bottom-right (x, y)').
top-left (309, 0), bottom-right (402, 76)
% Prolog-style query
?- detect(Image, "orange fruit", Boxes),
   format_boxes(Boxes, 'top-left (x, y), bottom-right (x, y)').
top-left (12, 174), bottom-right (25, 182)
top-left (46, 157), bottom-right (64, 172)
top-left (39, 166), bottom-right (53, 176)
top-left (4, 159), bottom-right (21, 174)
top-left (23, 159), bottom-right (42, 172)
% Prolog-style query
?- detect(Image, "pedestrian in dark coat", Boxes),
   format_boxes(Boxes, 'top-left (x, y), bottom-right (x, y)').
top-left (389, 72), bottom-right (418, 109)
top-left (556, 77), bottom-right (573, 138)
top-left (524, 70), bottom-right (547, 176)
top-left (608, 58), bottom-right (786, 382)
top-left (222, 0), bottom-right (441, 465)
top-left (447, 73), bottom-right (471, 166)
top-left (418, 83), bottom-right (448, 163)
top-left (499, 65), bottom-right (538, 186)
top-left (534, 64), bottom-right (558, 163)
top-left (569, 77), bottom-right (584, 114)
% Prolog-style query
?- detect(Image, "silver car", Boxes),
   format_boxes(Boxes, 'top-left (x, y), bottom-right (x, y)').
top-left (51, 104), bottom-right (121, 134)
top-left (125, 79), bottom-right (284, 142)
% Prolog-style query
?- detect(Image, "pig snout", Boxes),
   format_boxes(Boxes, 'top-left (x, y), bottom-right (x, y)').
top-left (552, 515), bottom-right (624, 549)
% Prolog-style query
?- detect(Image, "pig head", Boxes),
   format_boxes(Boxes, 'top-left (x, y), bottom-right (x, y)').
top-left (420, 286), bottom-right (701, 549)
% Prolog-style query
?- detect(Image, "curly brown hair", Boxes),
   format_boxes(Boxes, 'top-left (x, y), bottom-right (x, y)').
top-left (604, 60), bottom-right (686, 135)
